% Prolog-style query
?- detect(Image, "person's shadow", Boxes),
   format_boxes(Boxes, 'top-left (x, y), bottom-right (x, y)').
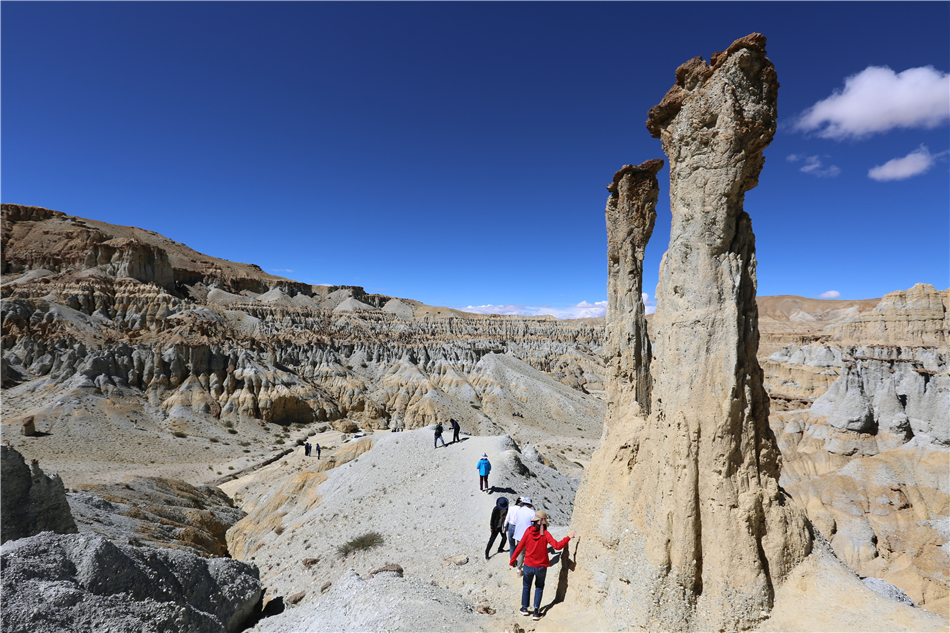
top-left (541, 538), bottom-right (577, 615)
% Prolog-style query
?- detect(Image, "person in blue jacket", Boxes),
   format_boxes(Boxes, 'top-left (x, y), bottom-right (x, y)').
top-left (477, 453), bottom-right (492, 492)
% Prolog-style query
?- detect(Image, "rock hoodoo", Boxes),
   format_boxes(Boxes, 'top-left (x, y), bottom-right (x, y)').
top-left (571, 34), bottom-right (813, 631)
top-left (604, 159), bottom-right (663, 418)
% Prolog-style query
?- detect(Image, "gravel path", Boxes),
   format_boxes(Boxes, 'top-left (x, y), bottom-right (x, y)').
top-left (232, 428), bottom-right (579, 631)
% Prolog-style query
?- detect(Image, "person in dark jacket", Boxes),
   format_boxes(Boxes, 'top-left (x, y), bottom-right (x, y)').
top-left (449, 419), bottom-right (461, 444)
top-left (434, 422), bottom-right (446, 448)
top-left (485, 496), bottom-right (509, 559)
top-left (510, 511), bottom-right (574, 621)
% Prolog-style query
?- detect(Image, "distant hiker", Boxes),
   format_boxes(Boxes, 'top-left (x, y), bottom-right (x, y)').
top-left (434, 422), bottom-right (446, 448)
top-left (486, 496), bottom-right (509, 559)
top-left (304, 442), bottom-right (311, 456)
top-left (477, 453), bottom-right (492, 492)
top-left (315, 443), bottom-right (321, 459)
top-left (512, 498), bottom-right (536, 574)
top-left (510, 511), bottom-right (573, 620)
top-left (450, 418), bottom-right (461, 443)
top-left (503, 497), bottom-right (522, 553)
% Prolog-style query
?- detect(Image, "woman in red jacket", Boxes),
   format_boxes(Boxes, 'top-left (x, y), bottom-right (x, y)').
top-left (509, 511), bottom-right (574, 620)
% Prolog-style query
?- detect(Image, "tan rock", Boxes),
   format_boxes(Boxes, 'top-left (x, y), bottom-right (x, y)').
top-left (572, 34), bottom-right (812, 631)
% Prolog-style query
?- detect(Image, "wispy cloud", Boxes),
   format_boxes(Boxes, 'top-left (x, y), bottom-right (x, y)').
top-left (787, 154), bottom-right (841, 177)
top-left (868, 145), bottom-right (948, 181)
top-left (464, 300), bottom-right (608, 319)
top-left (794, 66), bottom-right (950, 140)
top-left (819, 290), bottom-right (841, 299)
top-left (271, 268), bottom-right (295, 274)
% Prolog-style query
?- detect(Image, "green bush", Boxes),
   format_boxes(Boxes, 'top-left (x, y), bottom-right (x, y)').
top-left (173, 431), bottom-right (187, 438)
top-left (336, 531), bottom-right (384, 558)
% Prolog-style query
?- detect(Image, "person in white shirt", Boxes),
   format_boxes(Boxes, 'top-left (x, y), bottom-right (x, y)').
top-left (503, 498), bottom-right (522, 553)
top-left (511, 498), bottom-right (536, 575)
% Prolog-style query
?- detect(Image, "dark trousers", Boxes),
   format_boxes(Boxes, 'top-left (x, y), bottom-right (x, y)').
top-left (522, 565), bottom-right (547, 613)
top-left (486, 527), bottom-right (505, 557)
top-left (452, 428), bottom-right (460, 443)
top-left (479, 474), bottom-right (489, 490)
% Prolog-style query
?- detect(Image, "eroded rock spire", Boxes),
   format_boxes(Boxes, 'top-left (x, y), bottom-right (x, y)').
top-left (570, 34), bottom-right (813, 631)
top-left (605, 160), bottom-right (662, 420)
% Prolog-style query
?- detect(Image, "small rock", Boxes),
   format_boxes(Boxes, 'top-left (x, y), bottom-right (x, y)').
top-left (320, 581), bottom-right (332, 593)
top-left (443, 555), bottom-right (469, 566)
top-left (302, 558), bottom-right (320, 568)
top-left (368, 563), bottom-right (404, 578)
top-left (286, 591), bottom-right (305, 605)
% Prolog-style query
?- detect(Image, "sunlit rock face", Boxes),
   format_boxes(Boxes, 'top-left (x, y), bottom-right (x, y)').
top-left (571, 34), bottom-right (813, 631)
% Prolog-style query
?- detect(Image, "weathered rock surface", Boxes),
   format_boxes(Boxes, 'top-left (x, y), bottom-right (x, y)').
top-left (757, 284), bottom-right (950, 615)
top-left (0, 532), bottom-right (261, 633)
top-left (604, 159), bottom-right (662, 419)
top-left (1, 445), bottom-right (77, 543)
top-left (68, 476), bottom-right (245, 558)
top-left (571, 34), bottom-right (814, 632)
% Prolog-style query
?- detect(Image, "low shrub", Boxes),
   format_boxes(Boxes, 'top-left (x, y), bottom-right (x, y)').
top-left (173, 431), bottom-right (187, 438)
top-left (336, 531), bottom-right (383, 558)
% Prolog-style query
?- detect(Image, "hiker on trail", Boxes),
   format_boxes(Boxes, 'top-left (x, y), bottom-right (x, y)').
top-left (315, 443), bottom-right (321, 459)
top-left (486, 496), bottom-right (509, 559)
top-left (510, 511), bottom-right (574, 621)
top-left (503, 497), bottom-right (522, 553)
top-left (304, 442), bottom-right (311, 457)
top-left (477, 453), bottom-right (492, 492)
top-left (512, 498), bottom-right (536, 574)
top-left (450, 418), bottom-right (461, 443)
top-left (434, 421), bottom-right (446, 448)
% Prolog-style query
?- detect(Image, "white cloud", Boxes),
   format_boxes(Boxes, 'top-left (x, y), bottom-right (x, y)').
top-left (643, 292), bottom-right (657, 315)
top-left (271, 268), bottom-right (295, 273)
top-left (819, 290), bottom-right (841, 299)
top-left (787, 154), bottom-right (840, 177)
top-left (795, 65), bottom-right (950, 140)
top-left (463, 300), bottom-right (608, 320)
top-left (868, 145), bottom-right (947, 181)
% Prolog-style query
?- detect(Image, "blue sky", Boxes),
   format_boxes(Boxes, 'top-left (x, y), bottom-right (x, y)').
top-left (3, 2), bottom-right (948, 318)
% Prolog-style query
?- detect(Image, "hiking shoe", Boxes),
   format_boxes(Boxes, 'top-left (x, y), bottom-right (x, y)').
top-left (533, 611), bottom-right (541, 621)
top-left (520, 609), bottom-right (531, 617)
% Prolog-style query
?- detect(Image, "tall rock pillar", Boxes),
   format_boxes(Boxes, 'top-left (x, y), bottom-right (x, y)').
top-left (605, 160), bottom-right (663, 422)
top-left (570, 34), bottom-right (813, 631)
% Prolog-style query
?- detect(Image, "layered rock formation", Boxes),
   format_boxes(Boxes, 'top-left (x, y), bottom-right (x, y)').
top-left (571, 34), bottom-right (813, 631)
top-left (2, 203), bottom-right (605, 484)
top-left (604, 159), bottom-right (662, 418)
top-left (766, 283), bottom-right (949, 614)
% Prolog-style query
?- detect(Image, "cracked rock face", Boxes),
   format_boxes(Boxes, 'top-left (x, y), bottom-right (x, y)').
top-left (571, 34), bottom-right (813, 632)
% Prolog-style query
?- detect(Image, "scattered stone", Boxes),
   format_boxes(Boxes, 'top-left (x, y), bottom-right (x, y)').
top-left (286, 591), bottom-right (306, 605)
top-left (367, 563), bottom-right (404, 578)
top-left (19, 415), bottom-right (37, 436)
top-left (320, 581), bottom-right (332, 593)
top-left (302, 557), bottom-right (320, 568)
top-left (443, 555), bottom-right (468, 566)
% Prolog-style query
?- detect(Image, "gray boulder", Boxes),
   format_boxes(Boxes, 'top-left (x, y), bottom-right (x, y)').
top-left (1, 445), bottom-right (77, 544)
top-left (1, 532), bottom-right (261, 633)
